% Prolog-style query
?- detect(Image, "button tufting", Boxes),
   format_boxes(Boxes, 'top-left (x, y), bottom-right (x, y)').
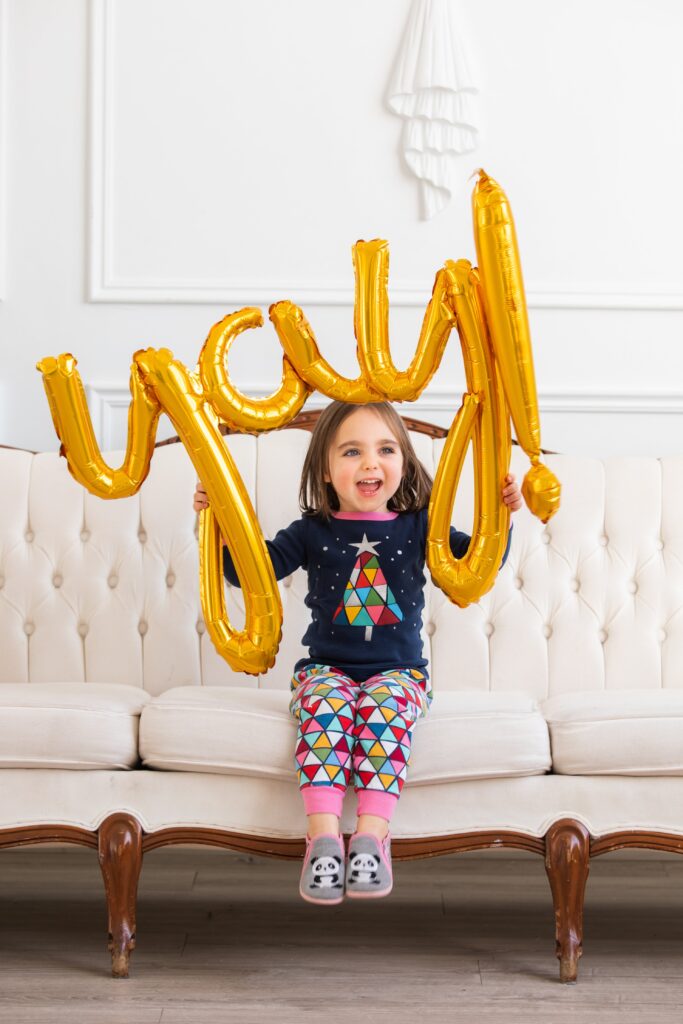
top-left (77, 622), bottom-right (88, 638)
top-left (25, 530), bottom-right (34, 543)
top-left (541, 532), bottom-right (550, 545)
top-left (599, 535), bottom-right (609, 547)
top-left (570, 578), bottom-right (580, 592)
top-left (598, 629), bottom-right (608, 644)
top-left (425, 622), bottom-right (436, 637)
top-left (514, 576), bottom-right (523, 589)
top-left (80, 529), bottom-right (90, 542)
top-left (24, 622), bottom-right (35, 636)
top-left (656, 538), bottom-right (665, 551)
top-left (0, 575), bottom-right (4, 589)
top-left (282, 576), bottom-right (292, 588)
top-left (196, 620), bottom-right (206, 635)
top-left (166, 572), bottom-right (176, 588)
top-left (628, 580), bottom-right (638, 595)
top-left (107, 574), bottom-right (118, 589)
top-left (138, 530), bottom-right (147, 544)
top-left (138, 620), bottom-right (148, 636)
top-left (484, 622), bottom-right (495, 638)
top-left (52, 573), bottom-right (63, 588)
top-left (543, 624), bottom-right (553, 639)
top-left (659, 629), bottom-right (667, 643)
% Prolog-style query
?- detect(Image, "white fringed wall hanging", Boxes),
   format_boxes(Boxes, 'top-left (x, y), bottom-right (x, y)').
top-left (387, 0), bottom-right (480, 219)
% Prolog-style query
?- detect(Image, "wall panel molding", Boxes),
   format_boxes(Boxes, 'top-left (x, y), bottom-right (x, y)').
top-left (87, 0), bottom-right (683, 312)
top-left (87, 381), bottom-right (683, 450)
top-left (88, 0), bottom-right (112, 304)
top-left (86, 384), bottom-right (132, 451)
top-left (0, 0), bottom-right (7, 301)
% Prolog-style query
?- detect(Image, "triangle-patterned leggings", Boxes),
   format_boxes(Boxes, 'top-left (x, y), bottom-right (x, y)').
top-left (289, 663), bottom-right (432, 823)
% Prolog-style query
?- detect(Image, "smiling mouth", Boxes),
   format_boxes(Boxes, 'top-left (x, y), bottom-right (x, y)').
top-left (357, 479), bottom-right (382, 495)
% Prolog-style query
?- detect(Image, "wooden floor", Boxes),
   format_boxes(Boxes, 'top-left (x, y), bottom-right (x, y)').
top-left (2, 846), bottom-right (683, 1023)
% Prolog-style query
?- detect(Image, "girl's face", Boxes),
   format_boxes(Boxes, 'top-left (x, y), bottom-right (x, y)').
top-left (324, 408), bottom-right (404, 514)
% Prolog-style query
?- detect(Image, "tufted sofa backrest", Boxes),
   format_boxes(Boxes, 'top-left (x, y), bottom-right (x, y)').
top-left (1, 432), bottom-right (682, 698)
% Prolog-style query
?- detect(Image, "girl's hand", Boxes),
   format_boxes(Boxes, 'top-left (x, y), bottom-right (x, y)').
top-left (193, 482), bottom-right (228, 548)
top-left (502, 473), bottom-right (523, 512)
top-left (193, 481), bottom-right (209, 513)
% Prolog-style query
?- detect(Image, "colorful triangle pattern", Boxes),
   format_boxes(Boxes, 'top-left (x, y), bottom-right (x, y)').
top-left (333, 551), bottom-right (404, 630)
top-left (290, 665), bottom-right (430, 800)
top-left (293, 681), bottom-right (355, 788)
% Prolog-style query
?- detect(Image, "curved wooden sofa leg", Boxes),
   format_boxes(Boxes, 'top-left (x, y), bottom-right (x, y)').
top-left (544, 818), bottom-right (591, 984)
top-left (97, 813), bottom-right (143, 979)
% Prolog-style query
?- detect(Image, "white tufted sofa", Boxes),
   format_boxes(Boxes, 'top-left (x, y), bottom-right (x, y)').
top-left (2, 416), bottom-right (683, 984)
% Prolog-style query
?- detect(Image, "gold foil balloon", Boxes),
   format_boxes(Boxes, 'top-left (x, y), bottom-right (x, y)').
top-left (37, 167), bottom-right (561, 664)
top-left (132, 347), bottom-right (283, 675)
top-left (269, 300), bottom-right (383, 403)
top-left (270, 241), bottom-right (459, 407)
top-left (36, 353), bottom-right (161, 498)
top-left (521, 462), bottom-right (562, 523)
top-left (472, 168), bottom-right (561, 524)
top-left (353, 239), bottom-right (457, 403)
top-left (426, 261), bottom-right (511, 607)
top-left (36, 345), bottom-right (284, 675)
top-left (198, 308), bottom-right (311, 433)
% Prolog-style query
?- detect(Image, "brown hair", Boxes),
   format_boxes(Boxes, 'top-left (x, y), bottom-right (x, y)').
top-left (299, 401), bottom-right (433, 519)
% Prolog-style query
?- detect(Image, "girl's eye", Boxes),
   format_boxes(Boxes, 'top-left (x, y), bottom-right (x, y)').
top-left (341, 446), bottom-right (396, 456)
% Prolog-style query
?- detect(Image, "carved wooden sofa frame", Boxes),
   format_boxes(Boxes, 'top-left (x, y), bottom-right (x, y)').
top-left (2, 412), bottom-right (681, 985)
top-left (6, 815), bottom-right (683, 984)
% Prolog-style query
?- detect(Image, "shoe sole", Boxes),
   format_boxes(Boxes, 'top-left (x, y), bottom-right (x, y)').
top-left (345, 883), bottom-right (393, 900)
top-left (299, 888), bottom-right (344, 906)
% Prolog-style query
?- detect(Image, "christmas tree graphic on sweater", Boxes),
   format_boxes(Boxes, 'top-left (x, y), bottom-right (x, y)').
top-left (332, 534), bottom-right (403, 641)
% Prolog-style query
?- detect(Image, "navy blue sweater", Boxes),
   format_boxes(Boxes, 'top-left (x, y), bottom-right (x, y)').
top-left (223, 508), bottom-right (512, 687)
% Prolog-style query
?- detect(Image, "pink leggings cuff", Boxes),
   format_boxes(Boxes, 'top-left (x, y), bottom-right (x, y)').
top-left (356, 790), bottom-right (399, 822)
top-left (300, 786), bottom-right (400, 822)
top-left (301, 785), bottom-right (345, 817)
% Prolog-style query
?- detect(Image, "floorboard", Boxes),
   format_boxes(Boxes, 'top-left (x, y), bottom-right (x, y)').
top-left (1, 846), bottom-right (683, 1023)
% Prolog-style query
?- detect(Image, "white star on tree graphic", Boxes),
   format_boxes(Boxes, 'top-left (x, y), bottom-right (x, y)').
top-left (348, 533), bottom-right (382, 558)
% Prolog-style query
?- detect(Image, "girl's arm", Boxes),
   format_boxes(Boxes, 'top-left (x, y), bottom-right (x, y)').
top-left (446, 472), bottom-right (519, 566)
top-left (424, 473), bottom-right (520, 568)
top-left (448, 471), bottom-right (518, 569)
top-left (222, 518), bottom-right (308, 587)
top-left (448, 521), bottom-right (513, 569)
top-left (497, 472), bottom-right (520, 568)
top-left (194, 481), bottom-right (307, 587)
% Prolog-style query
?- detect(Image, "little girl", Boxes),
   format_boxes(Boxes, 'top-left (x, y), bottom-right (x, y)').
top-left (193, 401), bottom-right (522, 905)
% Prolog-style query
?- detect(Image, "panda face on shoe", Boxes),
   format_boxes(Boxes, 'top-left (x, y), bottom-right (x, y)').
top-left (313, 855), bottom-right (342, 875)
top-left (348, 852), bottom-right (381, 884)
top-left (311, 855), bottom-right (343, 888)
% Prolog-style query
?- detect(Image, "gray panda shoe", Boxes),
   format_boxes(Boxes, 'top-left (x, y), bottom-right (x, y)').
top-left (345, 831), bottom-right (393, 899)
top-left (299, 833), bottom-right (345, 905)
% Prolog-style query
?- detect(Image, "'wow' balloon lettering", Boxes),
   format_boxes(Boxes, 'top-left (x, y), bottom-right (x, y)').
top-left (37, 170), bottom-right (561, 675)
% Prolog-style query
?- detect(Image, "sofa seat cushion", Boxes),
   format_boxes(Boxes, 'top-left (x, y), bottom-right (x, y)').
top-left (542, 690), bottom-right (683, 775)
top-left (139, 687), bottom-right (551, 784)
top-left (409, 691), bottom-right (551, 783)
top-left (0, 684), bottom-right (150, 770)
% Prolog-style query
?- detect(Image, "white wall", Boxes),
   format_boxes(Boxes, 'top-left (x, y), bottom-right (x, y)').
top-left (1, 0), bottom-right (682, 457)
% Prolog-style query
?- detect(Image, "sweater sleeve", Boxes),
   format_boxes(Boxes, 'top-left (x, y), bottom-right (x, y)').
top-left (445, 516), bottom-right (514, 570)
top-left (222, 517), bottom-right (308, 587)
top-left (499, 521), bottom-right (513, 568)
